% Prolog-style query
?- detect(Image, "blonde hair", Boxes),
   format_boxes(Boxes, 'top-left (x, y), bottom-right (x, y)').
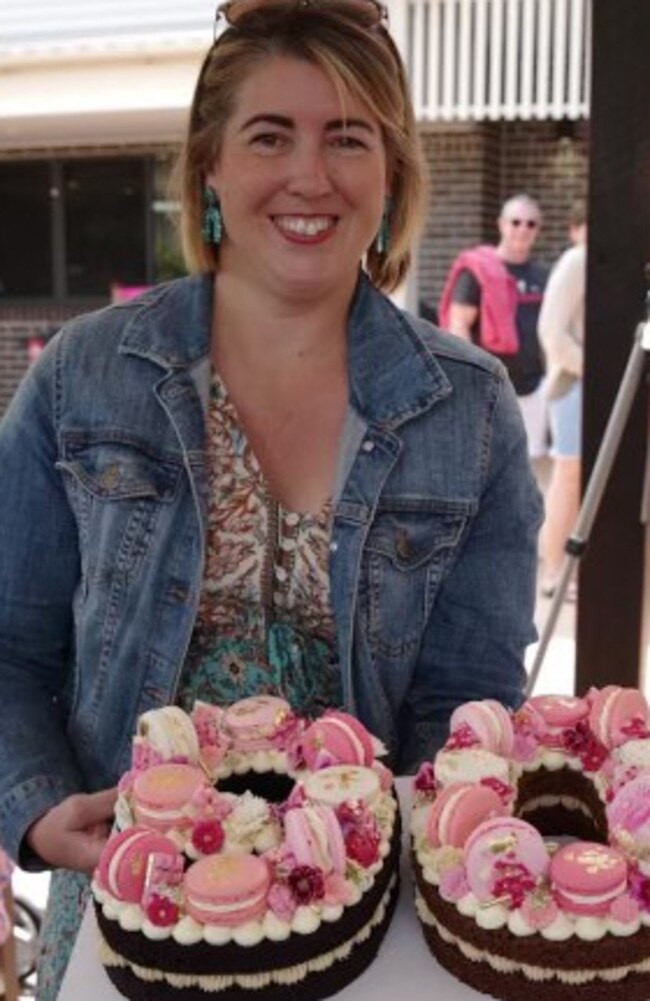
top-left (179, 6), bottom-right (426, 292)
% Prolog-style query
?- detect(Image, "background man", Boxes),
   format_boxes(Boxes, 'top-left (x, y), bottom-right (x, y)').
top-left (439, 194), bottom-right (549, 461)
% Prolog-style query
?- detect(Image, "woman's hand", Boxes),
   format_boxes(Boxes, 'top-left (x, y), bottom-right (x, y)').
top-left (26, 788), bottom-right (118, 873)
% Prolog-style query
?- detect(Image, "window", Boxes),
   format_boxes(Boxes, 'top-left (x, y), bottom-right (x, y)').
top-left (0, 155), bottom-right (184, 301)
top-left (64, 160), bottom-right (147, 296)
top-left (0, 162), bottom-right (53, 297)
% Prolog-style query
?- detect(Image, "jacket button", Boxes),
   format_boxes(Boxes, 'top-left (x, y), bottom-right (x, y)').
top-left (361, 440), bottom-right (375, 453)
top-left (100, 464), bottom-right (120, 489)
top-left (396, 530), bottom-right (412, 560)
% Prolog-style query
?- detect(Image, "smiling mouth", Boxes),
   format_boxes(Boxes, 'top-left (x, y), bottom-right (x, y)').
top-left (272, 215), bottom-right (337, 239)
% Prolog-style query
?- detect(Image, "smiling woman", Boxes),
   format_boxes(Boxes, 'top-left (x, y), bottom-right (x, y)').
top-left (0, 2), bottom-right (542, 999)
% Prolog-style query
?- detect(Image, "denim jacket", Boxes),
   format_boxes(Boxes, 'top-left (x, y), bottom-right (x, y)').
top-left (0, 272), bottom-right (542, 864)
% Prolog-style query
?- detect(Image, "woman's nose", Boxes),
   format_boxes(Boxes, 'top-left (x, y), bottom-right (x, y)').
top-left (285, 143), bottom-right (334, 198)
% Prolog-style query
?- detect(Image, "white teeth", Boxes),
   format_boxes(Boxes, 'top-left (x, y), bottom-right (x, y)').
top-left (275, 216), bottom-right (332, 236)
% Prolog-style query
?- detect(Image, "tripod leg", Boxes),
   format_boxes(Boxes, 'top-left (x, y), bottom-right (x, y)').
top-left (526, 325), bottom-right (648, 697)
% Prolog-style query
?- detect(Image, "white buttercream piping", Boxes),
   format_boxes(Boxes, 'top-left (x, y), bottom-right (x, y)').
top-left (99, 874), bottom-right (397, 990)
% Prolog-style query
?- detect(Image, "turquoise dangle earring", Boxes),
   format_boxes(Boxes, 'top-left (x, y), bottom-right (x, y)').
top-left (202, 185), bottom-right (223, 246)
top-left (375, 196), bottom-right (392, 255)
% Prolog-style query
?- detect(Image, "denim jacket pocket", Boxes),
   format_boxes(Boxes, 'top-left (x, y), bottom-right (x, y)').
top-left (56, 431), bottom-right (183, 600)
top-left (57, 431), bottom-right (181, 503)
top-left (361, 500), bottom-right (475, 656)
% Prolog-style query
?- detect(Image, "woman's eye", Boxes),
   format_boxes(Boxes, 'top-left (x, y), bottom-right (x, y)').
top-left (331, 134), bottom-right (368, 151)
top-left (250, 133), bottom-right (287, 150)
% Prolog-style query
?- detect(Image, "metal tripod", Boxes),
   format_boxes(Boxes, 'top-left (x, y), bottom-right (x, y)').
top-left (526, 313), bottom-right (650, 697)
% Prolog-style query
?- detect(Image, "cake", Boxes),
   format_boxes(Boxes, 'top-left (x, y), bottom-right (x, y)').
top-left (411, 686), bottom-right (650, 1001)
top-left (92, 696), bottom-right (400, 1001)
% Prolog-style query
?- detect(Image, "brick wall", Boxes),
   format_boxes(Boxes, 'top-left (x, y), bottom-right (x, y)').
top-left (0, 303), bottom-right (104, 416)
top-left (418, 119), bottom-right (590, 317)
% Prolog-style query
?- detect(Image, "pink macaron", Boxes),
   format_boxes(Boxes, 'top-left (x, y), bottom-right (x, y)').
top-left (183, 853), bottom-right (271, 926)
top-left (96, 826), bottom-right (181, 903)
top-left (223, 695), bottom-right (293, 752)
top-left (464, 817), bottom-right (550, 902)
top-left (301, 711), bottom-right (374, 769)
top-left (133, 762), bottom-right (209, 832)
top-left (426, 783), bottom-right (507, 849)
top-left (284, 803), bottom-right (347, 874)
top-left (449, 700), bottom-right (515, 756)
top-left (550, 841), bottom-right (628, 916)
top-left (588, 686), bottom-right (649, 749)
top-left (607, 772), bottom-right (650, 858)
top-left (528, 695), bottom-right (590, 730)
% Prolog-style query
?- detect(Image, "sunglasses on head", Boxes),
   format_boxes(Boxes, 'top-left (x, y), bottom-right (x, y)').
top-left (216, 0), bottom-right (389, 30)
top-left (508, 218), bottom-right (539, 229)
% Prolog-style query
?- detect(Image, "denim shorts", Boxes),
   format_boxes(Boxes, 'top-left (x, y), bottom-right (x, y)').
top-left (549, 379), bottom-right (582, 458)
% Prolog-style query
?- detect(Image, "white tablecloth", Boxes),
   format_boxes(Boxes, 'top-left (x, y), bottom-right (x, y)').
top-left (57, 779), bottom-right (486, 1001)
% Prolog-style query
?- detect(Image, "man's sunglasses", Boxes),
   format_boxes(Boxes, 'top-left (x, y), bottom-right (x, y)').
top-left (508, 218), bottom-right (539, 229)
top-left (216, 0), bottom-right (389, 30)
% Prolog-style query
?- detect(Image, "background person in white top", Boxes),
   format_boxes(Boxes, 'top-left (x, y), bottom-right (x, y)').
top-left (538, 202), bottom-right (587, 598)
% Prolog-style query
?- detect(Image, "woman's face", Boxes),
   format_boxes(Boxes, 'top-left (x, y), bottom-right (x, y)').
top-left (206, 55), bottom-right (390, 302)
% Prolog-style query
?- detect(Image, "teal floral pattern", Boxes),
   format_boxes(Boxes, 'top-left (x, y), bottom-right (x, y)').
top-left (179, 373), bottom-right (341, 715)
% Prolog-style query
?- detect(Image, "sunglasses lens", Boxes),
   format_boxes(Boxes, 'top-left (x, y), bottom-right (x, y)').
top-left (219, 0), bottom-right (386, 27)
top-left (510, 218), bottom-right (538, 229)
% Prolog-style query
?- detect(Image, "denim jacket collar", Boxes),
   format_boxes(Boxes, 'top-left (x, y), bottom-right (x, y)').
top-left (118, 270), bottom-right (451, 428)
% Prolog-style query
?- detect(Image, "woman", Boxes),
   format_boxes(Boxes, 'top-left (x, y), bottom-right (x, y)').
top-left (0, 1), bottom-right (542, 996)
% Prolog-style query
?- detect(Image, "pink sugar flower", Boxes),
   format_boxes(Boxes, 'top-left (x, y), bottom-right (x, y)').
top-left (345, 829), bottom-right (380, 868)
top-left (520, 894), bottom-right (559, 930)
top-left (439, 865), bottom-right (470, 903)
top-left (146, 893), bottom-right (179, 928)
top-left (288, 866), bottom-right (325, 905)
top-left (445, 723), bottom-right (480, 751)
top-left (191, 786), bottom-right (232, 822)
top-left (191, 819), bottom-right (225, 855)
top-left (413, 761), bottom-right (437, 797)
top-left (268, 881), bottom-right (298, 922)
top-left (132, 739), bottom-right (164, 771)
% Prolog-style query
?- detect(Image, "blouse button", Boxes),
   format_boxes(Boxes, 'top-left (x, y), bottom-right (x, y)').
top-left (362, 440), bottom-right (375, 453)
top-left (275, 566), bottom-right (288, 583)
top-left (281, 538), bottom-right (297, 552)
top-left (284, 512), bottom-right (300, 527)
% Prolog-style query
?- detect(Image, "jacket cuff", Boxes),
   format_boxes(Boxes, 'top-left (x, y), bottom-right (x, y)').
top-left (0, 772), bottom-right (81, 870)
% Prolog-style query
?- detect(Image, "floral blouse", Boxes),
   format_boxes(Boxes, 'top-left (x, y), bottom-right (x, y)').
top-left (177, 372), bottom-right (342, 716)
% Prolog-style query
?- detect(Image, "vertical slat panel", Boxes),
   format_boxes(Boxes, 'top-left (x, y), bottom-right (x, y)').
top-left (386, 0), bottom-right (409, 73)
top-left (566, 0), bottom-right (584, 116)
top-left (441, 0), bottom-right (457, 119)
top-left (472, 0), bottom-right (489, 119)
top-left (411, 1), bottom-right (427, 119)
top-left (456, 0), bottom-right (472, 118)
top-left (427, 0), bottom-right (442, 118)
top-left (489, 0), bottom-right (505, 119)
top-left (536, 0), bottom-right (552, 117)
top-left (552, 0), bottom-right (568, 117)
top-left (504, 0), bottom-right (520, 119)
top-left (520, 0), bottom-right (536, 117)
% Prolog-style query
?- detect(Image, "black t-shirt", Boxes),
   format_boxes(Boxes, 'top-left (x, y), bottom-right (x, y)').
top-left (452, 260), bottom-right (549, 395)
